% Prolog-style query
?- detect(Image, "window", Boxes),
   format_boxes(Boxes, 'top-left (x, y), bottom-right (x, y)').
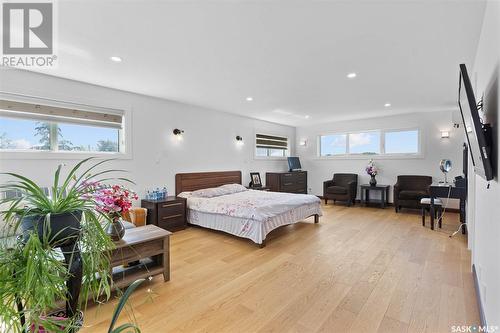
top-left (348, 131), bottom-right (380, 155)
top-left (320, 134), bottom-right (346, 156)
top-left (0, 98), bottom-right (124, 154)
top-left (255, 134), bottom-right (289, 158)
top-left (319, 128), bottom-right (419, 157)
top-left (384, 129), bottom-right (419, 154)
top-left (0, 117), bottom-right (49, 150)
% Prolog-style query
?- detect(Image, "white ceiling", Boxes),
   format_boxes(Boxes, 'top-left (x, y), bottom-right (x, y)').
top-left (29, 0), bottom-right (486, 126)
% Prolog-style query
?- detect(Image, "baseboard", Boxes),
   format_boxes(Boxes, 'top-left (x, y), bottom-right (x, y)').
top-left (317, 196), bottom-right (461, 212)
top-left (472, 264), bottom-right (487, 327)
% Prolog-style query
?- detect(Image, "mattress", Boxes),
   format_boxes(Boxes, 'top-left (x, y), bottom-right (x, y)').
top-left (179, 189), bottom-right (322, 244)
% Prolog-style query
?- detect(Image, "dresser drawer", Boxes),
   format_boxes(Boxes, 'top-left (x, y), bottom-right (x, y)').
top-left (158, 217), bottom-right (186, 231)
top-left (158, 201), bottom-right (185, 217)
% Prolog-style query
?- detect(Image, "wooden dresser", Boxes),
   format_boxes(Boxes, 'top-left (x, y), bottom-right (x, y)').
top-left (141, 196), bottom-right (187, 232)
top-left (265, 171), bottom-right (307, 194)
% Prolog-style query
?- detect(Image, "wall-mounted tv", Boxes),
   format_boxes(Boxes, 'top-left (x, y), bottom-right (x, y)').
top-left (458, 64), bottom-right (493, 181)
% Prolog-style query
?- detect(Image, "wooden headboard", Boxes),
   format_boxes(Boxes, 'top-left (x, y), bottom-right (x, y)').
top-left (175, 171), bottom-right (242, 195)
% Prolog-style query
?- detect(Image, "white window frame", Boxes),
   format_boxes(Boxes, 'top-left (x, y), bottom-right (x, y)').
top-left (0, 93), bottom-right (132, 160)
top-left (254, 132), bottom-right (290, 160)
top-left (317, 127), bottom-right (423, 160)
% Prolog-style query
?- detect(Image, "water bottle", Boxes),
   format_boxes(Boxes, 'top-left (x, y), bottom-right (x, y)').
top-left (146, 190), bottom-right (151, 200)
top-left (162, 187), bottom-right (168, 199)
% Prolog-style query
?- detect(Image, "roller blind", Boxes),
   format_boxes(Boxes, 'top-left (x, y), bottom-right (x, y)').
top-left (255, 133), bottom-right (288, 150)
top-left (0, 99), bottom-right (123, 129)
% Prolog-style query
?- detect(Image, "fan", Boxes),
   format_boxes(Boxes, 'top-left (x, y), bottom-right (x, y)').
top-left (439, 159), bottom-right (452, 184)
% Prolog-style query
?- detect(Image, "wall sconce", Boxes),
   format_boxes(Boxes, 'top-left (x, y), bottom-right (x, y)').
top-left (441, 131), bottom-right (450, 139)
top-left (173, 128), bottom-right (184, 140)
top-left (299, 140), bottom-right (307, 147)
top-left (235, 135), bottom-right (244, 145)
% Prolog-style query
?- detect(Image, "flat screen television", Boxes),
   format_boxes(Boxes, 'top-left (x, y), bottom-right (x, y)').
top-left (458, 64), bottom-right (493, 181)
top-left (287, 157), bottom-right (302, 171)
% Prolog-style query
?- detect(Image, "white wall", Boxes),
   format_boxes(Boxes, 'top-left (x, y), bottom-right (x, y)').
top-left (0, 69), bottom-right (295, 195)
top-left (296, 111), bottom-right (463, 207)
top-left (469, 0), bottom-right (500, 326)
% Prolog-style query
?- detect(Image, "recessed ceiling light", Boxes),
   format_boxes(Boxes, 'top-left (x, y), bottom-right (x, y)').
top-left (110, 56), bottom-right (122, 62)
top-left (304, 115), bottom-right (310, 119)
top-left (347, 72), bottom-right (357, 79)
top-left (246, 97), bottom-right (253, 101)
top-left (384, 103), bottom-right (391, 107)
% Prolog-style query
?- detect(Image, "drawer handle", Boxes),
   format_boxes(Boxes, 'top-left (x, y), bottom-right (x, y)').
top-left (284, 182), bottom-right (293, 186)
top-left (284, 174), bottom-right (292, 177)
top-left (162, 203), bottom-right (183, 208)
top-left (162, 214), bottom-right (183, 220)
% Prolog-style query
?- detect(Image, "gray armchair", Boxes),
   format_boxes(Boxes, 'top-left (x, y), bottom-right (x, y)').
top-left (323, 173), bottom-right (358, 206)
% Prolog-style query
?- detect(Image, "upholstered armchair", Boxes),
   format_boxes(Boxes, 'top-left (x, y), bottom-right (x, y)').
top-left (393, 175), bottom-right (433, 212)
top-left (323, 173), bottom-right (358, 206)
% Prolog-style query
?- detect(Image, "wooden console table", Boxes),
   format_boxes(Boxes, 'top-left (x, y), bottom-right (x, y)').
top-left (110, 225), bottom-right (171, 289)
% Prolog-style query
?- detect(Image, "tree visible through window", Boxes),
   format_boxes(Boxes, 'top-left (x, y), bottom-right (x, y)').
top-left (0, 118), bottom-right (120, 153)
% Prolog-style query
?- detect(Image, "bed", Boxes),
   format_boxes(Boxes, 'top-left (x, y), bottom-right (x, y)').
top-left (175, 171), bottom-right (322, 246)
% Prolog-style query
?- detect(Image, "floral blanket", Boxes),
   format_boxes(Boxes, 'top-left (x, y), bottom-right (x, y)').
top-left (179, 189), bottom-right (321, 222)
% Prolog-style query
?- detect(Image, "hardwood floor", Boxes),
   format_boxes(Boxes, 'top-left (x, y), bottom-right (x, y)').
top-left (81, 204), bottom-right (480, 333)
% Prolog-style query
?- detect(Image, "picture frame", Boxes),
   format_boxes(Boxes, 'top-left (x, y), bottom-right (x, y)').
top-left (249, 172), bottom-right (262, 188)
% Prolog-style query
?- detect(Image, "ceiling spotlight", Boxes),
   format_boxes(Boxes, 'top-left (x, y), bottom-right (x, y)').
top-left (304, 115), bottom-right (310, 119)
top-left (347, 73), bottom-right (357, 79)
top-left (384, 103), bottom-right (391, 107)
top-left (246, 97), bottom-right (253, 101)
top-left (110, 56), bottom-right (122, 62)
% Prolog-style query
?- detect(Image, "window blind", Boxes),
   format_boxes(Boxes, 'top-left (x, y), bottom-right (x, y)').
top-left (0, 99), bottom-right (123, 129)
top-left (255, 134), bottom-right (288, 150)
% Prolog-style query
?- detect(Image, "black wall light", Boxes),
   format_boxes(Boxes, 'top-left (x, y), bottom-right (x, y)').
top-left (173, 128), bottom-right (184, 136)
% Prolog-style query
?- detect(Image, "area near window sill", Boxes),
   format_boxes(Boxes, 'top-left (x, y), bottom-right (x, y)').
top-left (0, 150), bottom-right (132, 160)
top-left (314, 153), bottom-right (424, 160)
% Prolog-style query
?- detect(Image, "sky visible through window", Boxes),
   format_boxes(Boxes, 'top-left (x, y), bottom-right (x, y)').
top-left (385, 130), bottom-right (418, 154)
top-left (320, 129), bottom-right (419, 156)
top-left (0, 117), bottom-right (119, 152)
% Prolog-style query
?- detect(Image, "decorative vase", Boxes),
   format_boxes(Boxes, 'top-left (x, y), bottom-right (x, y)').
top-left (106, 217), bottom-right (126, 241)
top-left (369, 175), bottom-right (377, 186)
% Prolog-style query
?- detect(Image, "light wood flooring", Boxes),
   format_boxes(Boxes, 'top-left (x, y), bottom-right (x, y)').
top-left (81, 203), bottom-right (480, 333)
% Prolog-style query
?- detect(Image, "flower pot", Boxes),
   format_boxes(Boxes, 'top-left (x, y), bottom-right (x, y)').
top-left (21, 211), bottom-right (82, 247)
top-left (369, 175), bottom-right (377, 186)
top-left (106, 217), bottom-right (126, 241)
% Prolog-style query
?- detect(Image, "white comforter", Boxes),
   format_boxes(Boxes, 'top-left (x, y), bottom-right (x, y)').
top-left (179, 189), bottom-right (321, 222)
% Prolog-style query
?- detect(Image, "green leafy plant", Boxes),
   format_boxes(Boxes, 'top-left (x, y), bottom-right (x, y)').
top-left (107, 279), bottom-right (144, 333)
top-left (0, 158), bottom-right (133, 332)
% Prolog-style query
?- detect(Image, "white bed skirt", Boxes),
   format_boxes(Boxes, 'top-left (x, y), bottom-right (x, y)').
top-left (187, 202), bottom-right (322, 245)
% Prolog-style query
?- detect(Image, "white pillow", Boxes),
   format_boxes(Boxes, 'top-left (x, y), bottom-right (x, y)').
top-left (218, 184), bottom-right (247, 194)
top-left (191, 187), bottom-right (228, 198)
top-left (190, 184), bottom-right (247, 198)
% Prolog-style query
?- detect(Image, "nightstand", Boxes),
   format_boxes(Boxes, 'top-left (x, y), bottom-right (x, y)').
top-left (141, 196), bottom-right (187, 232)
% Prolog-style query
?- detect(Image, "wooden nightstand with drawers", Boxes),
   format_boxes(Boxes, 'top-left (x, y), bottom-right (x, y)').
top-left (141, 196), bottom-right (187, 232)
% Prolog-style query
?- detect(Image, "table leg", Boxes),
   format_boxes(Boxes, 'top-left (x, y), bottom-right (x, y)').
top-left (163, 236), bottom-right (170, 282)
top-left (365, 189), bottom-right (369, 206)
top-left (381, 189), bottom-right (385, 208)
top-left (430, 197), bottom-right (435, 230)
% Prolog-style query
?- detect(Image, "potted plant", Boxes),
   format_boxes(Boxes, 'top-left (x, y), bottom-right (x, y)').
top-left (365, 159), bottom-right (379, 186)
top-left (0, 158), bottom-right (134, 332)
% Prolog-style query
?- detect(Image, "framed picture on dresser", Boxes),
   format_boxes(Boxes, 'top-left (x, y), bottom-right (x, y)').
top-left (249, 172), bottom-right (262, 188)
